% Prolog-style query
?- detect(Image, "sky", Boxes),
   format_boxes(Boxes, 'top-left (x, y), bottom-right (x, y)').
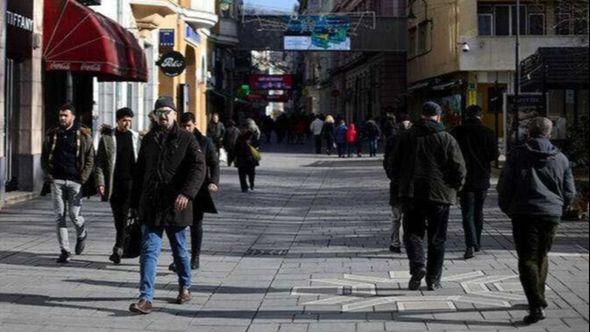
top-left (243, 0), bottom-right (300, 13)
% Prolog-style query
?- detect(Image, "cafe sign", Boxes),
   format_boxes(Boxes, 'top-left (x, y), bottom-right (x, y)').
top-left (156, 51), bottom-right (186, 77)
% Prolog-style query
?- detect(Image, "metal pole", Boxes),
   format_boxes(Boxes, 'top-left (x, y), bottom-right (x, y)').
top-left (512, 0), bottom-right (521, 148)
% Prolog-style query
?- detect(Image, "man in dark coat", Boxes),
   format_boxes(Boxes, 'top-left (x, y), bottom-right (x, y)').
top-left (451, 105), bottom-right (499, 259)
top-left (498, 117), bottom-right (575, 325)
top-left (167, 112), bottom-right (219, 272)
top-left (129, 97), bottom-right (206, 314)
top-left (207, 113), bottom-right (225, 153)
top-left (224, 120), bottom-right (241, 167)
top-left (391, 101), bottom-right (466, 291)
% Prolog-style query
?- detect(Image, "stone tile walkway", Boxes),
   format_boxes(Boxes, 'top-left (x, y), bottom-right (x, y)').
top-left (0, 144), bottom-right (588, 331)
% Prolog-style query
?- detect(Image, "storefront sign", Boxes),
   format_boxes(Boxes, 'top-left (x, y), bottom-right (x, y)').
top-left (159, 29), bottom-right (175, 47)
top-left (503, 93), bottom-right (547, 148)
top-left (248, 75), bottom-right (294, 90)
top-left (6, 11), bottom-right (34, 32)
top-left (185, 24), bottom-right (201, 45)
top-left (6, 1), bottom-right (34, 58)
top-left (156, 51), bottom-right (186, 77)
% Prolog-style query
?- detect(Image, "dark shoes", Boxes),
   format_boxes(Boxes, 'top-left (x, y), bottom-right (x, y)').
top-left (177, 288), bottom-right (192, 305)
top-left (56, 249), bottom-right (71, 263)
top-left (408, 269), bottom-right (426, 291)
top-left (109, 248), bottom-right (122, 265)
top-left (523, 308), bottom-right (546, 325)
top-left (427, 281), bottom-right (443, 291)
top-left (389, 245), bottom-right (402, 254)
top-left (129, 299), bottom-right (153, 314)
top-left (169, 256), bottom-right (200, 272)
top-left (75, 232), bottom-right (87, 255)
top-left (464, 247), bottom-right (475, 260)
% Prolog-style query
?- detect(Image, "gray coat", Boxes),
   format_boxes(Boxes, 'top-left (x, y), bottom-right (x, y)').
top-left (497, 137), bottom-right (576, 218)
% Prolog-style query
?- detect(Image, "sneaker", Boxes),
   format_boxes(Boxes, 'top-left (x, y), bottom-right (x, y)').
top-left (56, 249), bottom-right (71, 263)
top-left (427, 281), bottom-right (443, 291)
top-left (129, 299), bottom-right (153, 314)
top-left (176, 288), bottom-right (192, 305)
top-left (75, 232), bottom-right (87, 255)
top-left (464, 247), bottom-right (475, 260)
top-left (109, 248), bottom-right (122, 265)
top-left (523, 308), bottom-right (546, 325)
top-left (408, 269), bottom-right (426, 291)
top-left (389, 245), bottom-right (402, 254)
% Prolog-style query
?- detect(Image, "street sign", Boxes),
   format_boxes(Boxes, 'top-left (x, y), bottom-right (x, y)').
top-left (159, 29), bottom-right (175, 47)
top-left (156, 51), bottom-right (186, 77)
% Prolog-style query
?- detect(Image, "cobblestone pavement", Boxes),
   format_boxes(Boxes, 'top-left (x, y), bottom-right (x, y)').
top-left (0, 144), bottom-right (588, 332)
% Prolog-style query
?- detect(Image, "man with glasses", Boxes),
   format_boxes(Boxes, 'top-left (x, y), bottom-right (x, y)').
top-left (129, 97), bottom-right (206, 314)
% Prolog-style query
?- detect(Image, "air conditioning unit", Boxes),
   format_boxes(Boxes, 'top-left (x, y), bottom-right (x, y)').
top-left (76, 0), bottom-right (101, 6)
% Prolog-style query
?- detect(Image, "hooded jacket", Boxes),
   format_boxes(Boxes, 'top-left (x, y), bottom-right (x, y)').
top-left (346, 124), bottom-right (358, 144)
top-left (391, 119), bottom-right (466, 205)
top-left (497, 137), bottom-right (576, 218)
top-left (334, 123), bottom-right (348, 144)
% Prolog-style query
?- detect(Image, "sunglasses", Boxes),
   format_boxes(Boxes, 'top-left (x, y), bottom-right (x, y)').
top-left (154, 108), bottom-right (174, 116)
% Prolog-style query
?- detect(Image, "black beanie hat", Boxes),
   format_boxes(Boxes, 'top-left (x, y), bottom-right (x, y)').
top-left (154, 96), bottom-right (176, 111)
top-left (422, 101), bottom-right (443, 116)
top-left (116, 107), bottom-right (134, 120)
top-left (465, 105), bottom-right (483, 118)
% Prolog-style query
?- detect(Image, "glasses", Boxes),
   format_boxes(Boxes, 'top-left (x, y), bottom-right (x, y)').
top-left (154, 108), bottom-right (174, 116)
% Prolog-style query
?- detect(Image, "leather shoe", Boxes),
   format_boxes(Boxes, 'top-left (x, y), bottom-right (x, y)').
top-left (389, 245), bottom-right (402, 254)
top-left (177, 288), bottom-right (192, 305)
top-left (464, 247), bottom-right (475, 260)
top-left (523, 308), bottom-right (546, 325)
top-left (129, 299), bottom-right (152, 314)
top-left (408, 269), bottom-right (426, 291)
top-left (191, 255), bottom-right (200, 270)
top-left (427, 281), bottom-right (442, 291)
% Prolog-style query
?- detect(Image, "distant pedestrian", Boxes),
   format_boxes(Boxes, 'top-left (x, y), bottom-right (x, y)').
top-left (245, 118), bottom-right (262, 148)
top-left (334, 120), bottom-right (348, 158)
top-left (322, 115), bottom-right (336, 156)
top-left (498, 117), bottom-right (575, 325)
top-left (310, 115), bottom-right (324, 154)
top-left (235, 130), bottom-right (259, 193)
top-left (41, 104), bottom-right (95, 263)
top-left (207, 113), bottom-right (225, 153)
top-left (365, 118), bottom-right (381, 157)
top-left (262, 115), bottom-right (275, 144)
top-left (224, 120), bottom-right (241, 167)
top-left (346, 123), bottom-right (360, 158)
top-left (95, 107), bottom-right (141, 265)
top-left (391, 101), bottom-right (466, 291)
top-left (450, 105), bottom-right (499, 260)
top-left (129, 97), bottom-right (206, 314)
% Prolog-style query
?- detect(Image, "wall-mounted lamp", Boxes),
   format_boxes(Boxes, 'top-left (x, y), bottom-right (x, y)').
top-left (458, 42), bottom-right (470, 52)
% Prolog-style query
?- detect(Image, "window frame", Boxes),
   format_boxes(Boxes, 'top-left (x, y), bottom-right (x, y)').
top-left (478, 13), bottom-right (494, 36)
top-left (528, 12), bottom-right (545, 35)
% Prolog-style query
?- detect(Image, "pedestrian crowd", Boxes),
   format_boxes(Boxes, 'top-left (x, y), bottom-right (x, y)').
top-left (40, 97), bottom-right (576, 325)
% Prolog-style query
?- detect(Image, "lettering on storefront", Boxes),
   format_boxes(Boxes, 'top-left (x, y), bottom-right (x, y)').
top-left (156, 51), bottom-right (186, 77)
top-left (80, 63), bottom-right (102, 71)
top-left (6, 11), bottom-right (34, 32)
top-left (49, 63), bottom-right (71, 71)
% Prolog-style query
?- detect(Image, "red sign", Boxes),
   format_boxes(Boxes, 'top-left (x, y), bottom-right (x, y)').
top-left (247, 94), bottom-right (291, 103)
top-left (248, 75), bottom-right (294, 90)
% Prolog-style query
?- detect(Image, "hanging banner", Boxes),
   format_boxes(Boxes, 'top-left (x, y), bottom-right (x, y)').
top-left (248, 75), bottom-right (294, 90)
top-left (284, 16), bottom-right (351, 51)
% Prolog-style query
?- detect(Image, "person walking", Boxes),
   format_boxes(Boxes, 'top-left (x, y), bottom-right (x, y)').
top-left (346, 123), bottom-right (360, 158)
top-left (95, 107), bottom-right (141, 264)
top-left (41, 104), bottom-right (95, 263)
top-left (245, 118), bottom-right (262, 148)
top-left (334, 120), bottom-right (348, 158)
top-left (498, 117), bottom-right (575, 325)
top-left (224, 120), bottom-right (241, 167)
top-left (391, 101), bottom-right (466, 291)
top-left (322, 115), bottom-right (336, 156)
top-left (167, 112), bottom-right (220, 271)
top-left (207, 113), bottom-right (225, 153)
top-left (310, 115), bottom-right (324, 154)
top-left (235, 130), bottom-right (258, 193)
top-left (366, 118), bottom-right (381, 157)
top-left (129, 97), bottom-right (206, 314)
top-left (450, 105), bottom-right (499, 260)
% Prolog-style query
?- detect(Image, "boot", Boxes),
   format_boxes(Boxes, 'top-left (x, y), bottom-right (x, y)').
top-left (190, 254), bottom-right (200, 270)
top-left (523, 307), bottom-right (546, 325)
top-left (109, 247), bottom-right (122, 265)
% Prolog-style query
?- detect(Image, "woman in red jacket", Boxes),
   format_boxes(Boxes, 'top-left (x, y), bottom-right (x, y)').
top-left (346, 123), bottom-right (360, 158)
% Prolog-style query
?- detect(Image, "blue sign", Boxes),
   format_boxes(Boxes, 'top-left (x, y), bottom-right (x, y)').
top-left (185, 24), bottom-right (201, 45)
top-left (286, 16), bottom-right (351, 35)
top-left (159, 29), bottom-right (175, 47)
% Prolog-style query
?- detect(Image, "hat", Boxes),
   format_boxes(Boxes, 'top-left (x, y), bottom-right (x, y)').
top-left (422, 101), bottom-right (443, 116)
top-left (154, 96), bottom-right (176, 111)
top-left (116, 107), bottom-right (134, 120)
top-left (465, 105), bottom-right (482, 118)
top-left (398, 114), bottom-right (411, 122)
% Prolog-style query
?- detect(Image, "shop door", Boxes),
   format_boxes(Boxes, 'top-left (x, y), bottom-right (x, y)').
top-left (4, 58), bottom-right (21, 192)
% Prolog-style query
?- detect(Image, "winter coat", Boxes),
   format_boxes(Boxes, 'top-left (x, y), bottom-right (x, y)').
top-left (334, 124), bottom-right (348, 144)
top-left (497, 137), bottom-right (576, 218)
top-left (207, 121), bottom-right (226, 146)
top-left (41, 123), bottom-right (95, 196)
top-left (310, 119), bottom-right (324, 136)
top-left (322, 122), bottom-right (335, 140)
top-left (235, 137), bottom-right (258, 169)
top-left (224, 126), bottom-right (241, 152)
top-left (193, 129), bottom-right (219, 214)
top-left (346, 124), bottom-right (358, 144)
top-left (366, 120), bottom-right (382, 140)
top-left (95, 126), bottom-right (141, 201)
top-left (450, 118), bottom-right (499, 192)
top-left (131, 124), bottom-right (206, 227)
top-left (383, 127), bottom-right (406, 206)
top-left (391, 119), bottom-right (466, 205)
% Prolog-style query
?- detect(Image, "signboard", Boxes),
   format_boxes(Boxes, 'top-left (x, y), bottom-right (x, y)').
top-left (185, 24), bottom-right (201, 45)
top-left (284, 15), bottom-right (351, 51)
top-left (156, 51), bottom-right (186, 77)
top-left (503, 93), bottom-right (547, 149)
top-left (159, 29), bottom-right (175, 47)
top-left (248, 75), bottom-right (294, 90)
top-left (6, 0), bottom-right (34, 58)
top-left (284, 36), bottom-right (351, 51)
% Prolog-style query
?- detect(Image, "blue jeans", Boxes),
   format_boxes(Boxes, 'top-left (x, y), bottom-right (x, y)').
top-left (51, 179), bottom-right (86, 253)
top-left (139, 224), bottom-right (191, 301)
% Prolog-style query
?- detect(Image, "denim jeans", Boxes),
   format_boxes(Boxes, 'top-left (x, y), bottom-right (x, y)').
top-left (402, 200), bottom-right (450, 284)
top-left (139, 224), bottom-right (191, 301)
top-left (51, 179), bottom-right (86, 253)
top-left (459, 191), bottom-right (488, 250)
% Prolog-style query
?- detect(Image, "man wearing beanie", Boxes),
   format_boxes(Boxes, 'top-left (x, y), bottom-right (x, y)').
top-left (95, 107), bottom-right (142, 264)
top-left (390, 101), bottom-right (466, 291)
top-left (450, 105), bottom-right (499, 260)
top-left (129, 96), bottom-right (206, 314)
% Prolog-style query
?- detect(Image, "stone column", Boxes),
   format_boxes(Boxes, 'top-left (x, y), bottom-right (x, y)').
top-left (0, 0), bottom-right (7, 206)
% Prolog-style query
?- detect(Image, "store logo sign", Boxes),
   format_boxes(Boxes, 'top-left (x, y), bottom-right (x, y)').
top-left (6, 10), bottom-right (34, 32)
top-left (156, 51), bottom-right (186, 77)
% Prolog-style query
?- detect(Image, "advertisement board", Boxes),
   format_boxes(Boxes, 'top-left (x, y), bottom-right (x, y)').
top-left (249, 75), bottom-right (294, 90)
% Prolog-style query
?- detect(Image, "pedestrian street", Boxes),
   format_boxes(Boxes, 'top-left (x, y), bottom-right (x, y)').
top-left (0, 145), bottom-right (588, 332)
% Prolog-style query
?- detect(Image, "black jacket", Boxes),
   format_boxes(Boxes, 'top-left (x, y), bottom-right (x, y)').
top-left (391, 119), bottom-right (466, 205)
top-left (224, 126), bottom-right (241, 151)
top-left (450, 118), bottom-right (499, 191)
top-left (194, 129), bottom-right (219, 214)
top-left (235, 137), bottom-right (257, 169)
top-left (497, 137), bottom-right (576, 218)
top-left (131, 124), bottom-right (206, 227)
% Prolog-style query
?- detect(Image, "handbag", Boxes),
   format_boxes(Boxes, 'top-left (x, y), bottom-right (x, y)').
top-left (249, 144), bottom-right (261, 162)
top-left (122, 215), bottom-right (142, 259)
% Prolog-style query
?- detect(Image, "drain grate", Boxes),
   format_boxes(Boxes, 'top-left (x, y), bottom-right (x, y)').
top-left (245, 249), bottom-right (289, 256)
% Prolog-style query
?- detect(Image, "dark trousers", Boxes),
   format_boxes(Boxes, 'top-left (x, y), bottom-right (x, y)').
top-left (227, 149), bottom-right (236, 167)
top-left (403, 201), bottom-right (450, 283)
top-left (190, 210), bottom-right (204, 258)
top-left (109, 180), bottom-right (133, 250)
top-left (314, 135), bottom-right (322, 154)
top-left (348, 142), bottom-right (361, 157)
top-left (337, 143), bottom-right (347, 157)
top-left (238, 166), bottom-right (256, 192)
top-left (460, 191), bottom-right (488, 249)
top-left (368, 139), bottom-right (378, 156)
top-left (512, 216), bottom-right (559, 309)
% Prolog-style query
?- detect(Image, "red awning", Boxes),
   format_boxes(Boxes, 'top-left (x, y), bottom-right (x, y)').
top-left (43, 0), bottom-right (147, 82)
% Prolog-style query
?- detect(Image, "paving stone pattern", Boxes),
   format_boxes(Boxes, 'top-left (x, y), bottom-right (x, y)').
top-left (0, 144), bottom-right (588, 332)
